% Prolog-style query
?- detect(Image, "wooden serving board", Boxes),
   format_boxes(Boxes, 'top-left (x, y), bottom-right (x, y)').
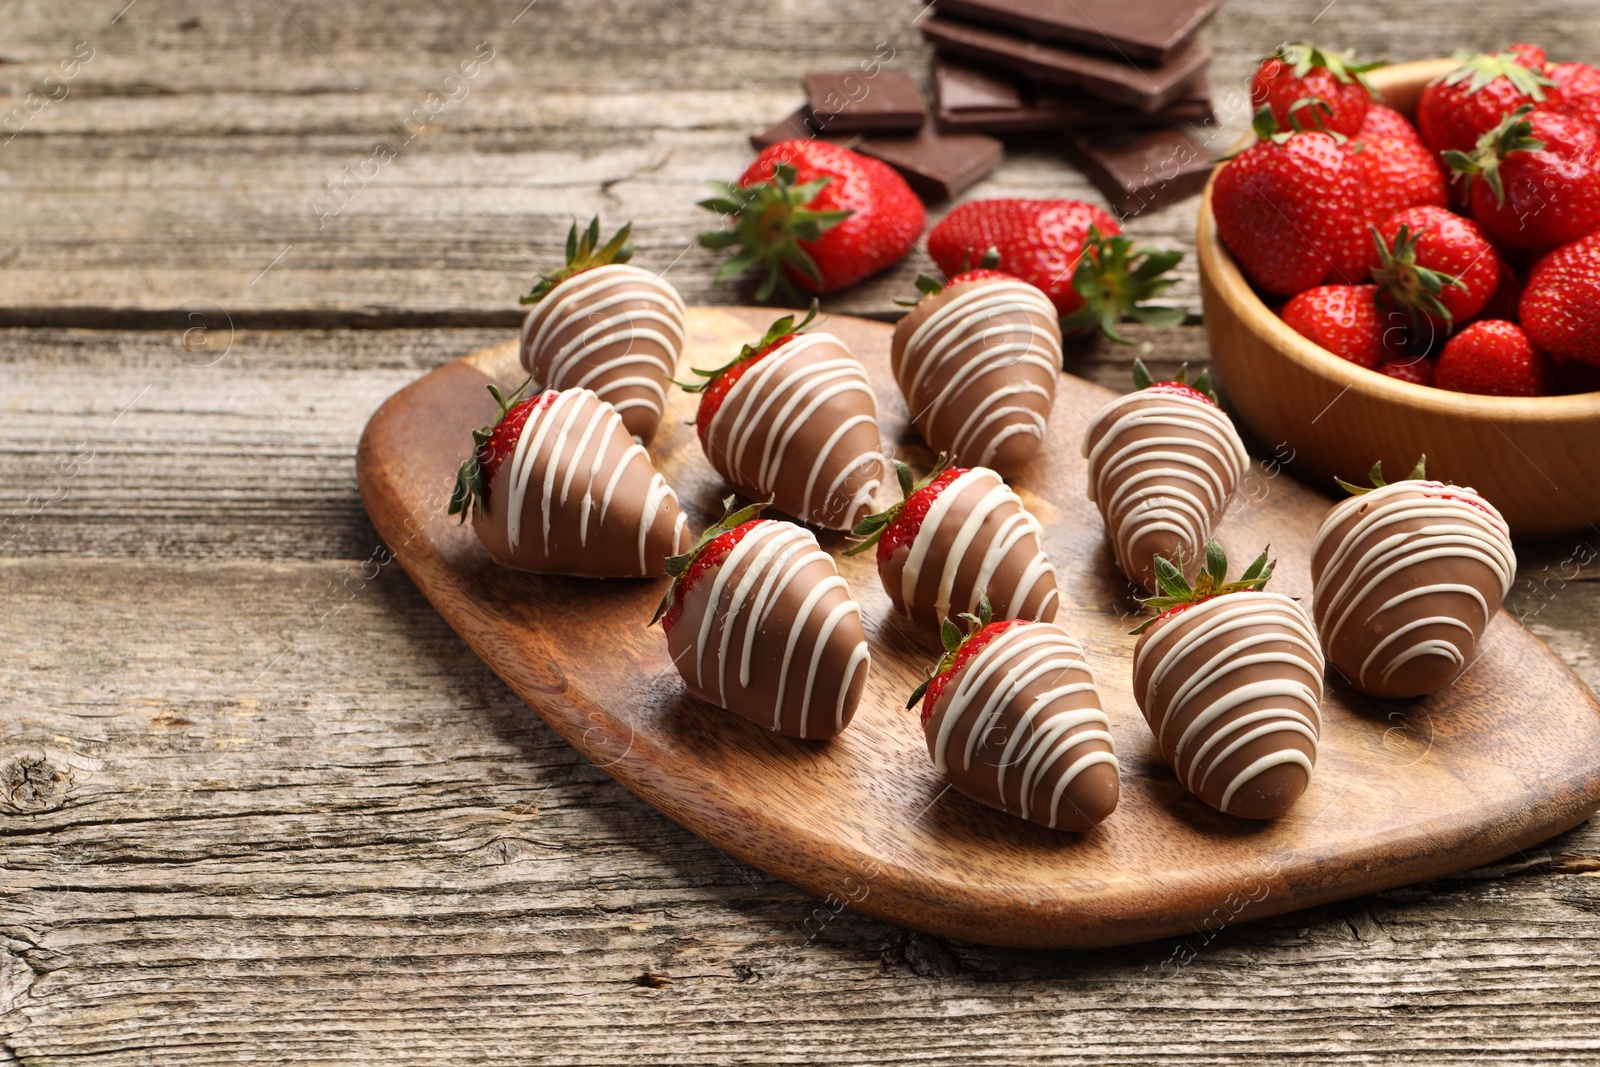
top-left (357, 306), bottom-right (1600, 949)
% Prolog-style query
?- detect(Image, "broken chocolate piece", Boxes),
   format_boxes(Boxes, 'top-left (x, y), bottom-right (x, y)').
top-left (749, 106), bottom-right (863, 151)
top-left (920, 14), bottom-right (1211, 112)
top-left (935, 0), bottom-right (1222, 65)
top-left (803, 69), bottom-right (929, 133)
top-left (857, 122), bottom-right (1003, 202)
top-left (934, 58), bottom-right (1212, 133)
top-left (1068, 128), bottom-right (1212, 217)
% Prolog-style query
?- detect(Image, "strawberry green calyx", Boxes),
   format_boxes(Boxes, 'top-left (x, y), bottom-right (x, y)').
top-left (1443, 105), bottom-right (1545, 205)
top-left (1059, 228), bottom-right (1185, 344)
top-left (844, 453), bottom-right (953, 556)
top-left (1269, 41), bottom-right (1385, 92)
top-left (900, 248), bottom-right (1004, 304)
top-left (448, 374), bottom-right (537, 522)
top-left (519, 216), bottom-right (634, 305)
top-left (1438, 48), bottom-right (1554, 100)
top-left (698, 162), bottom-right (854, 302)
top-left (1334, 455), bottom-right (1427, 496)
top-left (1132, 357), bottom-right (1216, 403)
top-left (650, 495), bottom-right (773, 627)
top-left (1244, 102), bottom-right (1349, 148)
top-left (1130, 541), bottom-right (1274, 635)
top-left (905, 592), bottom-right (993, 709)
top-left (673, 301), bottom-right (820, 394)
top-left (1370, 225), bottom-right (1467, 331)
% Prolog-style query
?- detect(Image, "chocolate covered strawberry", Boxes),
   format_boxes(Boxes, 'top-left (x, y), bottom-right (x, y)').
top-left (518, 216), bottom-right (686, 444)
top-left (1211, 110), bottom-right (1365, 295)
top-left (699, 141), bottom-right (924, 300)
top-left (1436, 319), bottom-right (1552, 396)
top-left (849, 459), bottom-right (1058, 631)
top-left (1250, 42), bottom-right (1379, 137)
top-left (449, 381), bottom-right (690, 577)
top-left (1416, 44), bottom-right (1553, 156)
top-left (1447, 106), bottom-right (1600, 253)
top-left (1313, 460), bottom-right (1515, 699)
top-left (1369, 207), bottom-right (1499, 332)
top-left (654, 498), bottom-right (868, 739)
top-left (677, 304), bottom-right (883, 530)
top-left (1521, 231), bottom-right (1600, 366)
top-left (1082, 361), bottom-right (1247, 593)
top-left (891, 267), bottom-right (1062, 473)
top-left (908, 598), bottom-right (1119, 832)
top-left (926, 198), bottom-right (1183, 335)
top-left (1281, 285), bottom-right (1406, 370)
top-left (1132, 543), bottom-right (1323, 820)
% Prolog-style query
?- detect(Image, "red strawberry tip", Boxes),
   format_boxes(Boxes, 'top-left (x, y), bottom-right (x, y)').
top-left (651, 494), bottom-right (774, 631)
top-left (519, 216), bottom-right (634, 306)
top-left (448, 373), bottom-right (543, 522)
top-left (697, 160), bottom-right (853, 302)
top-left (1132, 356), bottom-right (1217, 405)
top-left (1059, 227), bottom-right (1186, 343)
top-left (1130, 541), bottom-right (1275, 635)
top-left (844, 453), bottom-right (960, 559)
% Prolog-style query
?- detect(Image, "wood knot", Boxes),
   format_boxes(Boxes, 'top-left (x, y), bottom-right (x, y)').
top-left (631, 971), bottom-right (670, 989)
top-left (1, 754), bottom-right (73, 814)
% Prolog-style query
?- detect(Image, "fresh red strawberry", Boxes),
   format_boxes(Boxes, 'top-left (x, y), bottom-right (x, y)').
top-left (448, 378), bottom-right (556, 520)
top-left (699, 140), bottom-right (924, 300)
top-left (1281, 284), bottom-right (1406, 369)
top-left (1449, 106), bottom-right (1600, 253)
top-left (910, 612), bottom-right (1027, 726)
top-left (1416, 44), bottom-right (1554, 156)
top-left (1358, 104), bottom-right (1449, 221)
top-left (1370, 206), bottom-right (1499, 331)
top-left (677, 304), bottom-right (818, 439)
top-left (925, 199), bottom-right (1183, 336)
top-left (849, 462), bottom-right (967, 565)
top-left (1521, 231), bottom-right (1600, 366)
top-left (1545, 61), bottom-right (1600, 130)
top-left (1212, 114), bottom-right (1366, 295)
top-left (1250, 42), bottom-right (1378, 137)
top-left (1435, 319), bottom-right (1552, 395)
top-left (1378, 354), bottom-right (1436, 386)
top-left (652, 503), bottom-right (767, 633)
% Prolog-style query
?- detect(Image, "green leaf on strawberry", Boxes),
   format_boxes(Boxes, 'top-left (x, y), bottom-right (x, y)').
top-left (1334, 455), bottom-right (1428, 496)
top-left (1130, 541), bottom-right (1275, 635)
top-left (1059, 228), bottom-right (1186, 344)
top-left (519, 217), bottom-right (634, 306)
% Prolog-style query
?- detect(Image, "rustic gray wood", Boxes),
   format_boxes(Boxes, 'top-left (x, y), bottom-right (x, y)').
top-left (3, 0), bottom-right (1600, 1062)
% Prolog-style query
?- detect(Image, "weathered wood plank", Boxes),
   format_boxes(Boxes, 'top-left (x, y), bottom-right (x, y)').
top-left (2, 557), bottom-right (1597, 1065)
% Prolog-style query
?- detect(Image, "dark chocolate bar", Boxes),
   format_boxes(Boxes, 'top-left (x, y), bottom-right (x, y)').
top-left (750, 106), bottom-right (864, 152)
top-left (934, 58), bottom-right (1211, 133)
top-left (803, 70), bottom-right (928, 133)
top-left (919, 14), bottom-right (1211, 113)
top-left (934, 0), bottom-right (1222, 65)
top-left (1068, 128), bottom-right (1212, 217)
top-left (857, 123), bottom-right (1003, 202)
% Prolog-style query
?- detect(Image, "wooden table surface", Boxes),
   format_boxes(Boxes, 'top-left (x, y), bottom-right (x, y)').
top-left (3, 1), bottom-right (1598, 1063)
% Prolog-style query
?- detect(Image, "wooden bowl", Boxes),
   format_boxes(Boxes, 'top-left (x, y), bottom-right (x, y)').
top-left (1197, 58), bottom-right (1600, 540)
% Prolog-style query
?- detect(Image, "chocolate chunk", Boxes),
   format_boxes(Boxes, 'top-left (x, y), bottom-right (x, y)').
top-left (802, 69), bottom-right (928, 133)
top-left (934, 58), bottom-right (1211, 133)
top-left (857, 122), bottom-right (1003, 202)
top-left (920, 14), bottom-right (1211, 112)
top-left (749, 106), bottom-right (863, 151)
top-left (1068, 128), bottom-right (1212, 217)
top-left (935, 0), bottom-right (1222, 65)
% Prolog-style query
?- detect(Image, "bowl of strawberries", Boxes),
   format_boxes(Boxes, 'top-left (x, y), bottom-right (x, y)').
top-left (1198, 47), bottom-right (1600, 540)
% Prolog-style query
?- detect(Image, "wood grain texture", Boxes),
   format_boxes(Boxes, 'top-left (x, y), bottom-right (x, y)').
top-left (6, 0), bottom-right (1600, 1058)
top-left (357, 307), bottom-right (1600, 948)
top-left (1199, 61), bottom-right (1600, 540)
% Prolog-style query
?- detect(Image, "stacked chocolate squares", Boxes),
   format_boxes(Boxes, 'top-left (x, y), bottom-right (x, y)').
top-left (922, 0), bottom-right (1220, 216)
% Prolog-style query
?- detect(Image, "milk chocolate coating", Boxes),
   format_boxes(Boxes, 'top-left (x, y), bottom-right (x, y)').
top-left (520, 264), bottom-right (687, 445)
top-left (1081, 389), bottom-right (1247, 592)
top-left (1132, 591), bottom-right (1324, 820)
top-left (702, 332), bottom-right (884, 531)
top-left (472, 388), bottom-right (690, 577)
top-left (925, 622), bottom-right (1119, 831)
top-left (878, 467), bottom-right (1059, 631)
top-left (891, 277), bottom-right (1062, 474)
top-left (1311, 481), bottom-right (1516, 700)
top-left (665, 519), bottom-right (869, 739)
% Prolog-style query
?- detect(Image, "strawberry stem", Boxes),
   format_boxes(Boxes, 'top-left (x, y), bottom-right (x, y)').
top-left (843, 453), bottom-right (952, 556)
top-left (672, 301), bottom-right (820, 393)
top-left (519, 217), bottom-right (634, 305)
top-left (1129, 541), bottom-right (1274, 635)
top-left (649, 495), bottom-right (773, 627)
top-left (1334, 455), bottom-right (1427, 496)
top-left (698, 162), bottom-right (853, 302)
top-left (904, 592), bottom-right (993, 709)
top-left (1059, 228), bottom-right (1185, 344)
top-left (447, 374), bottom-right (537, 522)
